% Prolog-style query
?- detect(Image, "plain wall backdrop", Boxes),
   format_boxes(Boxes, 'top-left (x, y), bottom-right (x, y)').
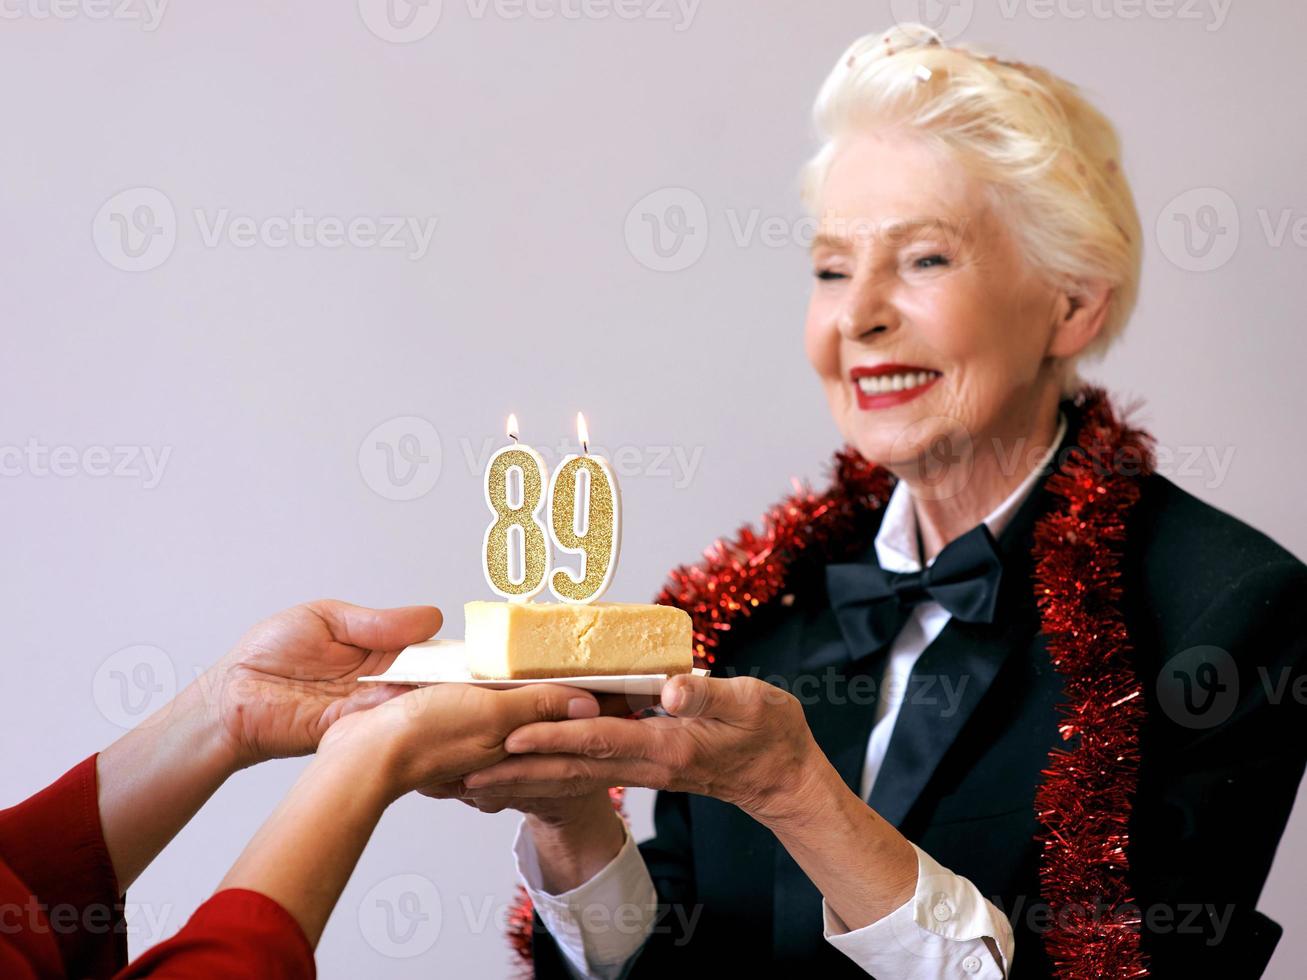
top-left (3, 1), bottom-right (1303, 976)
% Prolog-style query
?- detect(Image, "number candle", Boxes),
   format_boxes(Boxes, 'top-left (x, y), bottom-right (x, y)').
top-left (548, 412), bottom-right (621, 604)
top-left (482, 414), bottom-right (551, 601)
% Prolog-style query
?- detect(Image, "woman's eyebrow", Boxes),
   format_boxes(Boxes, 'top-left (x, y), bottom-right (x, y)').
top-left (809, 217), bottom-right (968, 252)
top-left (883, 216), bottom-right (967, 239)
top-left (809, 231), bottom-right (850, 252)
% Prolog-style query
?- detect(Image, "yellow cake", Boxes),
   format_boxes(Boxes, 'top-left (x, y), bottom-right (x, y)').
top-left (464, 600), bottom-right (693, 679)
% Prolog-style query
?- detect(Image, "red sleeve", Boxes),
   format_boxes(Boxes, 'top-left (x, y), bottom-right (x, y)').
top-left (115, 888), bottom-right (315, 979)
top-left (0, 856), bottom-right (59, 979)
top-left (0, 754), bottom-right (127, 977)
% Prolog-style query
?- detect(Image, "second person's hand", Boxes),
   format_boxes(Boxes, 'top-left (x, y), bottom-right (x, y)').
top-left (208, 599), bottom-right (445, 770)
top-left (315, 681), bottom-right (603, 803)
top-left (216, 682), bottom-right (604, 947)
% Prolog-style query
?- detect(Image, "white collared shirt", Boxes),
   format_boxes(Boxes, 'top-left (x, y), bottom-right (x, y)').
top-left (512, 415), bottom-right (1067, 979)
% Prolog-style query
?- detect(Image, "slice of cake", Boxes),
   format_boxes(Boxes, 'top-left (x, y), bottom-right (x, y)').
top-left (464, 600), bottom-right (693, 679)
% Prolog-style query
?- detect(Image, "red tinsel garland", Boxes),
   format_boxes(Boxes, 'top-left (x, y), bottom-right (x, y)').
top-left (508, 386), bottom-right (1153, 979)
top-left (1030, 390), bottom-right (1153, 979)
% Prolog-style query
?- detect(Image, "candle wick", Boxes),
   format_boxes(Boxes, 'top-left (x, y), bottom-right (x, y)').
top-left (582, 440), bottom-right (588, 455)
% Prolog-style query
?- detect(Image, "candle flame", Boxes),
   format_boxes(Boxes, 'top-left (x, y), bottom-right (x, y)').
top-left (576, 412), bottom-right (589, 454)
top-left (506, 413), bottom-right (519, 442)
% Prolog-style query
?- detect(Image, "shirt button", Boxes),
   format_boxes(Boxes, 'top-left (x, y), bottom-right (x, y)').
top-left (962, 955), bottom-right (982, 974)
top-left (932, 900), bottom-right (953, 922)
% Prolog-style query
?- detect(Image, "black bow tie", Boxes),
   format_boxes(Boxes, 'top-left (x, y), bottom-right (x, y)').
top-left (825, 523), bottom-right (1004, 663)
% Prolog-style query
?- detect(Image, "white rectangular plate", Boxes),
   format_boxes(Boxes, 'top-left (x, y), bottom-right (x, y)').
top-left (358, 638), bottom-right (708, 696)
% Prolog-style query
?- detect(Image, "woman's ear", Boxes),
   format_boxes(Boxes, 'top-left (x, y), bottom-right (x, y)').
top-left (1048, 278), bottom-right (1113, 359)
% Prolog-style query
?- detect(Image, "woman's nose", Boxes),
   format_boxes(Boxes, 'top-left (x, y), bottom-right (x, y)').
top-left (836, 279), bottom-right (896, 342)
top-left (839, 319), bottom-right (890, 341)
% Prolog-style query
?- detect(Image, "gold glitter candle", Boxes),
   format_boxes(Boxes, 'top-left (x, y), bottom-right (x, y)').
top-left (482, 416), bottom-right (551, 600)
top-left (547, 413), bottom-right (621, 604)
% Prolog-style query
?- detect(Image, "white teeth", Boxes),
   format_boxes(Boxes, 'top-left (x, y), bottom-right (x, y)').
top-left (856, 371), bottom-right (938, 395)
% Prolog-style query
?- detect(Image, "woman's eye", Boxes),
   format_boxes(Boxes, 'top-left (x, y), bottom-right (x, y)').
top-left (815, 269), bottom-right (847, 281)
top-left (913, 254), bottom-right (949, 270)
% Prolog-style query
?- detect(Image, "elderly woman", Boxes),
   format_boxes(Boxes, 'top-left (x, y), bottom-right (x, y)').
top-left (452, 23), bottom-right (1307, 980)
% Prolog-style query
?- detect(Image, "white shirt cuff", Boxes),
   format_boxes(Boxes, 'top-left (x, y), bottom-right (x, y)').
top-left (513, 817), bottom-right (658, 980)
top-left (823, 843), bottom-right (1014, 978)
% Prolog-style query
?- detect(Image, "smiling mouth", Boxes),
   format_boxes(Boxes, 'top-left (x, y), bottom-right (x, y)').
top-left (849, 364), bottom-right (942, 409)
top-left (854, 369), bottom-right (941, 395)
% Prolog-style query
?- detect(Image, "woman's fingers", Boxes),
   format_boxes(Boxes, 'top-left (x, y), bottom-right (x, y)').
top-left (414, 782), bottom-right (507, 814)
top-left (463, 754), bottom-right (667, 794)
top-left (416, 779), bottom-right (465, 799)
top-left (307, 603), bottom-right (444, 655)
top-left (661, 673), bottom-right (737, 718)
top-left (310, 599), bottom-right (444, 652)
top-left (494, 684), bottom-right (601, 732)
top-left (335, 682), bottom-right (410, 714)
top-left (356, 683), bottom-right (602, 796)
top-left (395, 683), bottom-right (598, 733)
top-left (502, 715), bottom-right (660, 758)
top-left (594, 691), bottom-right (660, 717)
top-left (661, 674), bottom-right (788, 722)
top-left (468, 780), bottom-right (599, 799)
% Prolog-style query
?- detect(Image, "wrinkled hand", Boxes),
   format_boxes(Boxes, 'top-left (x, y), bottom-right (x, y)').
top-left (422, 779), bottom-right (610, 825)
top-left (208, 599), bottom-right (443, 769)
top-left (318, 682), bottom-right (601, 802)
top-left (421, 691), bottom-right (649, 826)
top-left (462, 674), bottom-right (822, 825)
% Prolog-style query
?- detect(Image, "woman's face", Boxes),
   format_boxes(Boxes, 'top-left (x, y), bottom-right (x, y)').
top-left (804, 130), bottom-right (1067, 481)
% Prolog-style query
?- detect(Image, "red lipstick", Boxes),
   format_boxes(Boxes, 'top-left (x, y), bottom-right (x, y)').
top-left (850, 363), bottom-right (942, 410)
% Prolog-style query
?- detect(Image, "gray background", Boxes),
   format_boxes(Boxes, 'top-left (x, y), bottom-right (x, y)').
top-left (2, 0), bottom-right (1303, 975)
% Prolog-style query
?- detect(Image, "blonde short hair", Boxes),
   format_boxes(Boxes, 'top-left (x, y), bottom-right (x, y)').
top-left (801, 24), bottom-right (1142, 385)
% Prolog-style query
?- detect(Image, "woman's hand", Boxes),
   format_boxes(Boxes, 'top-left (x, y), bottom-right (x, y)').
top-left (316, 681), bottom-right (602, 804)
top-left (97, 598), bottom-right (440, 892)
top-left (217, 681), bottom-right (601, 946)
top-left (462, 673), bottom-right (824, 827)
top-left (417, 693), bottom-right (650, 820)
top-left (207, 599), bottom-right (443, 770)
top-left (418, 694), bottom-right (647, 895)
top-left (422, 780), bottom-right (605, 823)
top-left (465, 672), bottom-right (919, 930)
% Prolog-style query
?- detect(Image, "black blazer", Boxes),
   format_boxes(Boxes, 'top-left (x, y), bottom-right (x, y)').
top-left (532, 407), bottom-right (1307, 979)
